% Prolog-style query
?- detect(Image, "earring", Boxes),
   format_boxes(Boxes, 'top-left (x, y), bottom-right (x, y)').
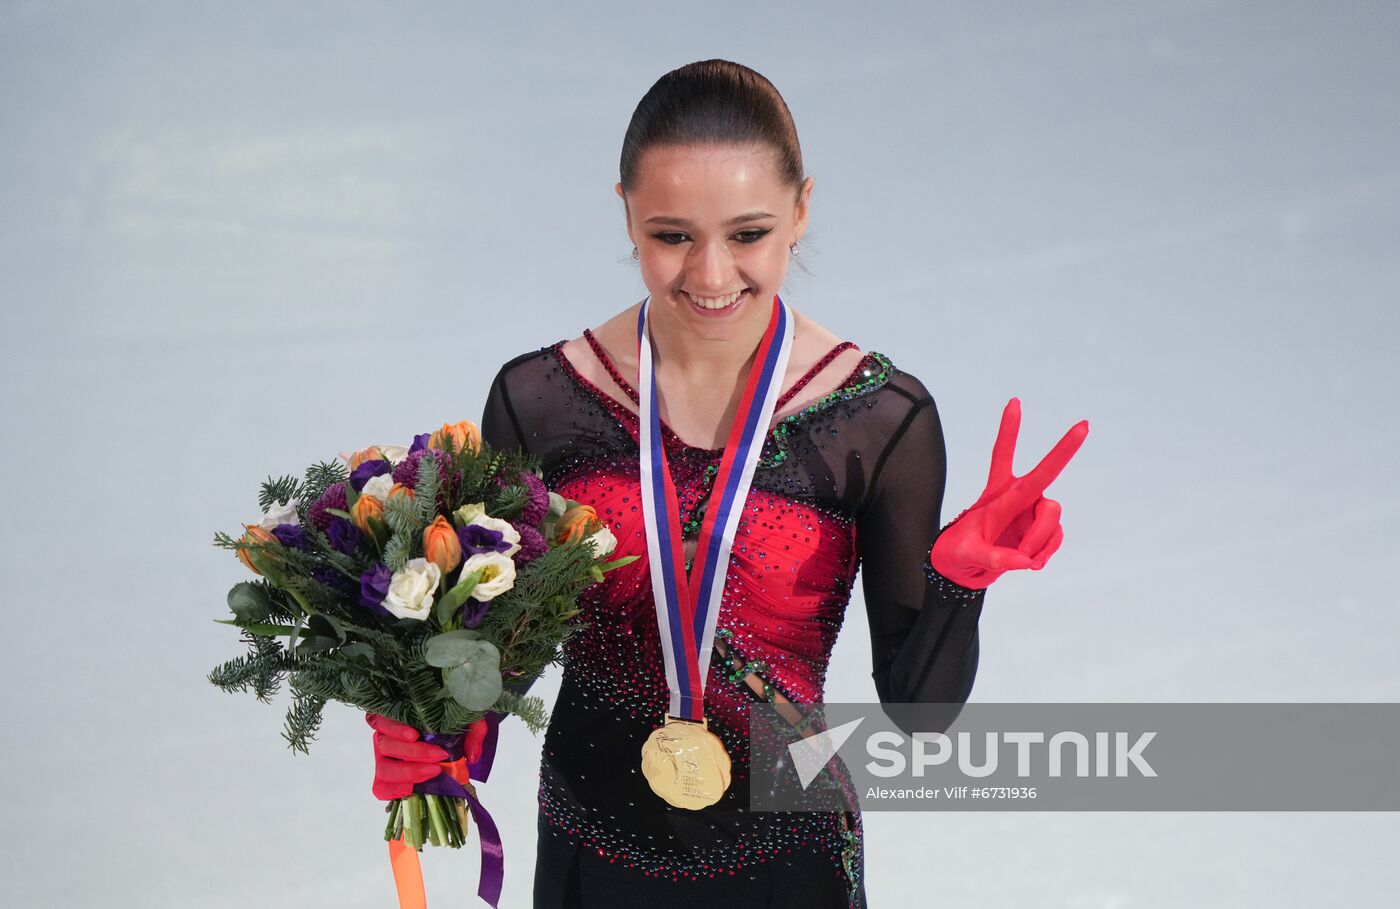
top-left (789, 241), bottom-right (799, 255)
top-left (631, 245), bottom-right (639, 260)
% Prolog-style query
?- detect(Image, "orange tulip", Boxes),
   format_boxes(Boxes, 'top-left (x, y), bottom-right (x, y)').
top-left (423, 515), bottom-right (463, 575)
top-left (388, 482), bottom-right (416, 501)
top-left (348, 446), bottom-right (386, 470)
top-left (554, 504), bottom-right (601, 546)
top-left (429, 420), bottom-right (482, 455)
top-left (350, 494), bottom-right (385, 536)
top-left (237, 524), bottom-right (280, 575)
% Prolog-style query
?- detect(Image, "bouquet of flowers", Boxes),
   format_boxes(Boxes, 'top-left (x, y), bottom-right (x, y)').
top-left (209, 420), bottom-right (635, 907)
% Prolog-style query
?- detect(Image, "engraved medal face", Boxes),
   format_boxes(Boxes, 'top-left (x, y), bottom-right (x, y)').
top-left (640, 718), bottom-right (733, 810)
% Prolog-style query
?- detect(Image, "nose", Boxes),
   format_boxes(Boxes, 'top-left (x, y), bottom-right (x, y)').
top-left (688, 237), bottom-right (738, 294)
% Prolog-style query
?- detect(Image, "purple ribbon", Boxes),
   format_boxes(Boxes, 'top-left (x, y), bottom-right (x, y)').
top-left (415, 712), bottom-right (504, 908)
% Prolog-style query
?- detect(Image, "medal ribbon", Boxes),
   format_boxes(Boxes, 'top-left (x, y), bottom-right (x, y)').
top-left (636, 293), bottom-right (794, 721)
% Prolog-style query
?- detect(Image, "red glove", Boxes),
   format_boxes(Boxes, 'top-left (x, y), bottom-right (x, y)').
top-left (930, 397), bottom-right (1088, 589)
top-left (367, 712), bottom-right (491, 801)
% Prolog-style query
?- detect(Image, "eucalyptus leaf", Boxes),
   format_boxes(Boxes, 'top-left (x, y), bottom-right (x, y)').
top-left (295, 634), bottom-right (339, 655)
top-left (444, 641), bottom-right (503, 710)
top-left (424, 629), bottom-right (485, 668)
top-left (227, 582), bottom-right (272, 622)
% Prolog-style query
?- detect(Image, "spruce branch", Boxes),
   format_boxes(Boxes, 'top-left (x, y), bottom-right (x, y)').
top-left (282, 691), bottom-right (327, 754)
top-left (258, 475), bottom-right (304, 514)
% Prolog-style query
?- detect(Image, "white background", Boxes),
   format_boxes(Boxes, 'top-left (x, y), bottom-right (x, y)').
top-left (2, 1), bottom-right (1397, 906)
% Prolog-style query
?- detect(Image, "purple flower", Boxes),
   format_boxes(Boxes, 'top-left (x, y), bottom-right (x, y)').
top-left (409, 432), bottom-right (430, 454)
top-left (457, 523), bottom-right (511, 555)
top-left (270, 523), bottom-right (309, 551)
top-left (520, 472), bottom-right (550, 525)
top-left (359, 563), bottom-right (394, 620)
top-left (392, 447), bottom-right (448, 488)
top-left (512, 523), bottom-right (548, 565)
top-left (327, 516), bottom-right (362, 554)
top-left (307, 483), bottom-right (348, 532)
top-left (349, 458), bottom-right (392, 492)
top-left (494, 470), bottom-right (550, 526)
top-left (460, 597), bottom-right (491, 629)
top-left (312, 565), bottom-right (356, 596)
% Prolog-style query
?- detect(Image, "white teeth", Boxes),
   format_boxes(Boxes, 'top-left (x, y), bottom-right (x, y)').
top-left (689, 290), bottom-right (745, 309)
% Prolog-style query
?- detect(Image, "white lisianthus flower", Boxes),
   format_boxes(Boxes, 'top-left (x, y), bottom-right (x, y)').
top-left (466, 515), bottom-right (521, 557)
top-left (462, 551), bottom-right (517, 602)
top-left (377, 444), bottom-right (409, 465)
top-left (257, 498), bottom-right (301, 529)
top-left (454, 502), bottom-right (487, 525)
top-left (547, 491), bottom-right (568, 519)
top-left (382, 558), bottom-right (442, 621)
top-left (361, 473), bottom-right (395, 503)
top-left (585, 525), bottom-right (618, 558)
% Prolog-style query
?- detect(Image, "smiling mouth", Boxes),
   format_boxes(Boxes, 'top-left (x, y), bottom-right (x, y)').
top-left (683, 288), bottom-right (750, 311)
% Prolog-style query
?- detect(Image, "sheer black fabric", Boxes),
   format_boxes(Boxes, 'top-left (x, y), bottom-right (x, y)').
top-left (479, 339), bottom-right (987, 907)
top-left (481, 343), bottom-right (986, 717)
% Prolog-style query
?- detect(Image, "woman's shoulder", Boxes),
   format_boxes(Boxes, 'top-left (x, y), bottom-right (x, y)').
top-left (491, 341), bottom-right (561, 386)
top-left (557, 301), bottom-right (643, 393)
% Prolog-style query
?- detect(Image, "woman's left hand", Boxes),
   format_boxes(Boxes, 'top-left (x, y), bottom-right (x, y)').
top-left (930, 397), bottom-right (1088, 590)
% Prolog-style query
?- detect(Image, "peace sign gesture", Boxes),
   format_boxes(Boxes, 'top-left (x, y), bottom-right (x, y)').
top-left (929, 398), bottom-right (1089, 590)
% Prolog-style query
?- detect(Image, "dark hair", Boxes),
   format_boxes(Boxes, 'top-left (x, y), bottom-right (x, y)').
top-left (619, 59), bottom-right (805, 201)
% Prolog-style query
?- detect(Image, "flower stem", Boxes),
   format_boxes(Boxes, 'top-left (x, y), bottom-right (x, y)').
top-left (425, 794), bottom-right (450, 848)
top-left (384, 798), bottom-right (402, 841)
top-left (402, 793), bottom-right (421, 848)
top-left (454, 797), bottom-right (470, 841)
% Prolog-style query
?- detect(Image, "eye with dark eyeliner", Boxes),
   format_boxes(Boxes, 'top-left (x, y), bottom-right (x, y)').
top-left (651, 229), bottom-right (771, 245)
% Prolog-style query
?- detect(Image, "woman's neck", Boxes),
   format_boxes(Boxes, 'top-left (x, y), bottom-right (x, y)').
top-left (644, 295), bottom-right (776, 386)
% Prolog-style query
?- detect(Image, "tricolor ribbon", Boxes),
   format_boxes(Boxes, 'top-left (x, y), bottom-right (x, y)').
top-left (636, 293), bottom-right (795, 721)
top-left (386, 711), bottom-right (504, 909)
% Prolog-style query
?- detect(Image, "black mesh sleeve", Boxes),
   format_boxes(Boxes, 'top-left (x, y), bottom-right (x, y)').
top-left (481, 362), bottom-right (529, 455)
top-left (479, 357), bottom-right (540, 703)
top-left (856, 373), bottom-right (986, 735)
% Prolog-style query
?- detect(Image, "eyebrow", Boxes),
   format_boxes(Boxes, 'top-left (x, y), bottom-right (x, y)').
top-left (644, 211), bottom-right (777, 227)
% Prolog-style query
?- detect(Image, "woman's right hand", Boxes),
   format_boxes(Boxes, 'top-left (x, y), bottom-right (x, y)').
top-left (367, 712), bottom-right (449, 801)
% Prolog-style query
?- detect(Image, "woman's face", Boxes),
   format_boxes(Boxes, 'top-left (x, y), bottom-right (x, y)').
top-left (616, 142), bottom-right (813, 341)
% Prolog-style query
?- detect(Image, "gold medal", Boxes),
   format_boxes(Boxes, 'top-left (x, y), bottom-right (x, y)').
top-left (640, 714), bottom-right (732, 810)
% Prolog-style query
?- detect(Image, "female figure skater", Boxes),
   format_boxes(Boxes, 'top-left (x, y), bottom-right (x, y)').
top-left (371, 59), bottom-right (1086, 908)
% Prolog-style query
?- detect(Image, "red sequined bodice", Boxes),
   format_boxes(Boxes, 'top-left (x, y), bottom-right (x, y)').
top-left (479, 326), bottom-right (986, 907)
top-left (552, 331), bottom-right (865, 709)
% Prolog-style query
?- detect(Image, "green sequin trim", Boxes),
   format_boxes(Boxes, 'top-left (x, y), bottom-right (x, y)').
top-left (713, 627), bottom-right (800, 709)
top-left (758, 350), bottom-right (895, 470)
top-left (681, 462), bottom-right (721, 536)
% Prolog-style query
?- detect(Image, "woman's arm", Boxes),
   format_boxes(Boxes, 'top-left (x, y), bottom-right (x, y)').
top-left (857, 376), bottom-right (986, 736)
top-left (480, 363), bottom-right (529, 454)
top-left (479, 362), bottom-right (540, 702)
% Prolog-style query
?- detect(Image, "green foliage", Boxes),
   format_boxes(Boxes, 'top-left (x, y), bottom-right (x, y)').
top-left (301, 460), bottom-right (348, 516)
top-left (444, 640), bottom-right (503, 710)
top-left (492, 689), bottom-right (549, 734)
top-left (382, 493), bottom-right (421, 572)
top-left (258, 474), bottom-right (303, 515)
top-left (491, 483), bottom-right (528, 522)
top-left (413, 455), bottom-right (441, 524)
top-left (212, 436), bottom-right (593, 751)
top-left (282, 691), bottom-right (326, 754)
top-left (207, 631), bottom-right (296, 703)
